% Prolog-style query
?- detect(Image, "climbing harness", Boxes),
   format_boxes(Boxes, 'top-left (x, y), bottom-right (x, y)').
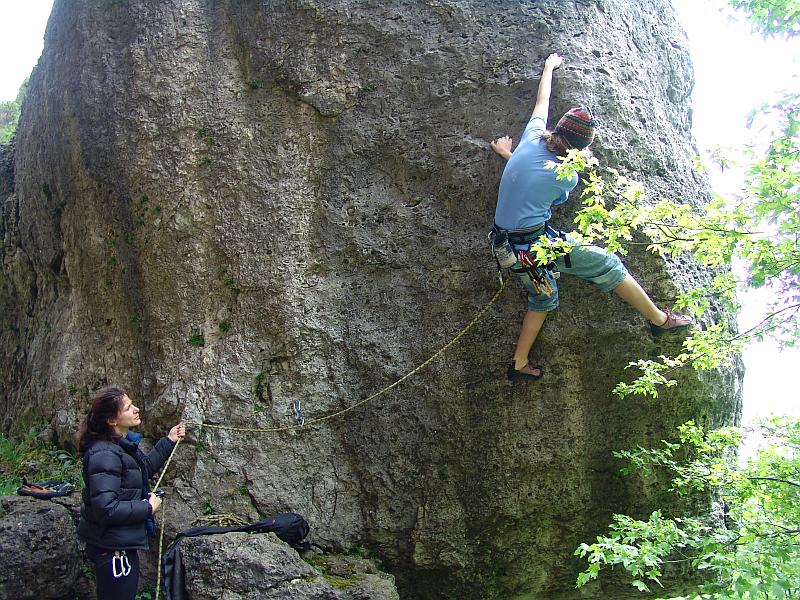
top-left (112, 550), bottom-right (132, 578)
top-left (489, 222), bottom-right (572, 296)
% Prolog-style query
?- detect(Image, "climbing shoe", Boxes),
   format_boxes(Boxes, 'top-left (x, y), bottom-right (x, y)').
top-left (650, 309), bottom-right (692, 337)
top-left (507, 361), bottom-right (543, 382)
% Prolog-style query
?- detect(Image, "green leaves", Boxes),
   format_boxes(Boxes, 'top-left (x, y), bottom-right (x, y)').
top-left (571, 3), bottom-right (800, 597)
top-left (576, 419), bottom-right (800, 598)
top-left (548, 86), bottom-right (800, 399)
top-left (728, 0), bottom-right (800, 38)
top-left (574, 510), bottom-right (699, 591)
top-left (0, 425), bottom-right (83, 495)
top-left (0, 78), bottom-right (28, 144)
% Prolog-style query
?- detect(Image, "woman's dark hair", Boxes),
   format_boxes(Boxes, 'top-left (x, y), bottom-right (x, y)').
top-left (76, 386), bottom-right (126, 455)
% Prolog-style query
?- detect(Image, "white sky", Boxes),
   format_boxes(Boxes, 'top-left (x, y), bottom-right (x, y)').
top-left (0, 1), bottom-right (797, 422)
top-left (0, 0), bottom-right (53, 101)
top-left (672, 0), bottom-right (800, 423)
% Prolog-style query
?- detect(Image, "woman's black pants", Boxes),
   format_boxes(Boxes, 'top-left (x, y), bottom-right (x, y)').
top-left (86, 546), bottom-right (141, 600)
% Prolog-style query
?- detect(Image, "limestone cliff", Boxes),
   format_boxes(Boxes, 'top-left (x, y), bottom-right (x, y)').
top-left (0, 1), bottom-right (741, 598)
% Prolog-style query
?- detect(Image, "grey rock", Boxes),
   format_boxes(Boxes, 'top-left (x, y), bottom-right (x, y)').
top-left (0, 1), bottom-right (742, 598)
top-left (0, 495), bottom-right (93, 600)
top-left (182, 531), bottom-right (398, 600)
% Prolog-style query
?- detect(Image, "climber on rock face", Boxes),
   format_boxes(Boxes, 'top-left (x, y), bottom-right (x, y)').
top-left (490, 52), bottom-right (691, 383)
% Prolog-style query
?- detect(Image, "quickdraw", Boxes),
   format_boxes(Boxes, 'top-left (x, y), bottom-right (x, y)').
top-left (292, 399), bottom-right (305, 426)
top-left (514, 249), bottom-right (554, 296)
top-left (489, 221), bottom-right (572, 297)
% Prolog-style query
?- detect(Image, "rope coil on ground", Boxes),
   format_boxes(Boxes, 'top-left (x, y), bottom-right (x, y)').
top-left (151, 277), bottom-right (508, 599)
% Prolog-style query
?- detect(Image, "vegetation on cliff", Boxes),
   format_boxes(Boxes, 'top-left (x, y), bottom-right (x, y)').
top-left (0, 78), bottom-right (27, 144)
top-left (0, 425), bottom-right (82, 496)
top-left (572, 0), bottom-right (800, 597)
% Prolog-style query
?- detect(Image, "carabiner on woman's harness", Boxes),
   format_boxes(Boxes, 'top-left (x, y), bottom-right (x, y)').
top-left (112, 550), bottom-right (131, 578)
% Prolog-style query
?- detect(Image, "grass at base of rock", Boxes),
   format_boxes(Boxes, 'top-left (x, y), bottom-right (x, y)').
top-left (0, 425), bottom-right (82, 496)
top-left (322, 574), bottom-right (361, 589)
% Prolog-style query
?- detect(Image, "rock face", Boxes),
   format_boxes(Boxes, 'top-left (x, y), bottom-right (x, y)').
top-left (0, 1), bottom-right (741, 599)
top-left (182, 532), bottom-right (399, 600)
top-left (0, 495), bottom-right (94, 600)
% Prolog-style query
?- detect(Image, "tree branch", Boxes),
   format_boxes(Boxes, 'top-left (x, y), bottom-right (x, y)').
top-left (748, 476), bottom-right (800, 488)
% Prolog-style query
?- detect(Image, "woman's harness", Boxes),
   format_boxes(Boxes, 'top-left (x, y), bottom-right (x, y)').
top-left (489, 222), bottom-right (572, 296)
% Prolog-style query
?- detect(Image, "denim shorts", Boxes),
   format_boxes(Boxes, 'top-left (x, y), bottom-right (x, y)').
top-left (513, 232), bottom-right (628, 312)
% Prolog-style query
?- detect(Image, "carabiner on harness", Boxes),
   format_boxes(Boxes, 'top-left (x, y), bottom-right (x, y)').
top-left (515, 249), bottom-right (554, 297)
top-left (112, 550), bottom-right (131, 578)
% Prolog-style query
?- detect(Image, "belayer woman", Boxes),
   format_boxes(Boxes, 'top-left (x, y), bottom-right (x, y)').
top-left (491, 53), bottom-right (691, 383)
top-left (76, 386), bottom-right (185, 599)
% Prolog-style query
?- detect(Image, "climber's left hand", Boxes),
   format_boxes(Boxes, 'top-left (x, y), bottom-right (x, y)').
top-left (491, 135), bottom-right (513, 160)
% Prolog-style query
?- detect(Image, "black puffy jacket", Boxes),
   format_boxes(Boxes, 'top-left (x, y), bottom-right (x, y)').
top-left (77, 434), bottom-right (175, 550)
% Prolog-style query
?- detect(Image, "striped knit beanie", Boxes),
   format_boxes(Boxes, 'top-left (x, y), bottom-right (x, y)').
top-left (554, 107), bottom-right (596, 149)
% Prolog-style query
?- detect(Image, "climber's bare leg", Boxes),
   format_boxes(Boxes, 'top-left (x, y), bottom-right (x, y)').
top-left (612, 274), bottom-right (667, 325)
top-left (512, 310), bottom-right (547, 373)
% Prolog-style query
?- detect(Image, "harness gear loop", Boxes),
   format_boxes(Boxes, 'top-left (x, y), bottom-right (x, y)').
top-left (491, 222), bottom-right (572, 294)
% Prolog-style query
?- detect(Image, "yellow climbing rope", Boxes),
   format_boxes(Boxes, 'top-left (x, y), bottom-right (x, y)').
top-left (187, 276), bottom-right (509, 434)
top-left (151, 276), bottom-right (509, 599)
top-left (155, 485), bottom-right (169, 600)
top-left (153, 436), bottom-right (181, 600)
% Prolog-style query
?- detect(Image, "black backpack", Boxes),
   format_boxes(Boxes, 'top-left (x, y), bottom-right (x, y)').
top-left (162, 512), bottom-right (310, 600)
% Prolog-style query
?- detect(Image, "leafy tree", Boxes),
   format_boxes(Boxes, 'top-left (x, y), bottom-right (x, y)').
top-left (575, 419), bottom-right (800, 599)
top-left (727, 0), bottom-right (800, 37)
top-left (0, 78), bottom-right (29, 144)
top-left (527, 0), bottom-right (800, 400)
top-left (558, 0), bottom-right (800, 597)
top-left (0, 101), bottom-right (20, 144)
top-left (541, 85), bottom-right (799, 398)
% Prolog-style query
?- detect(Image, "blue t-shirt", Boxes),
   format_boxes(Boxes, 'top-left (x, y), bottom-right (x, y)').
top-left (493, 116), bottom-right (578, 230)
